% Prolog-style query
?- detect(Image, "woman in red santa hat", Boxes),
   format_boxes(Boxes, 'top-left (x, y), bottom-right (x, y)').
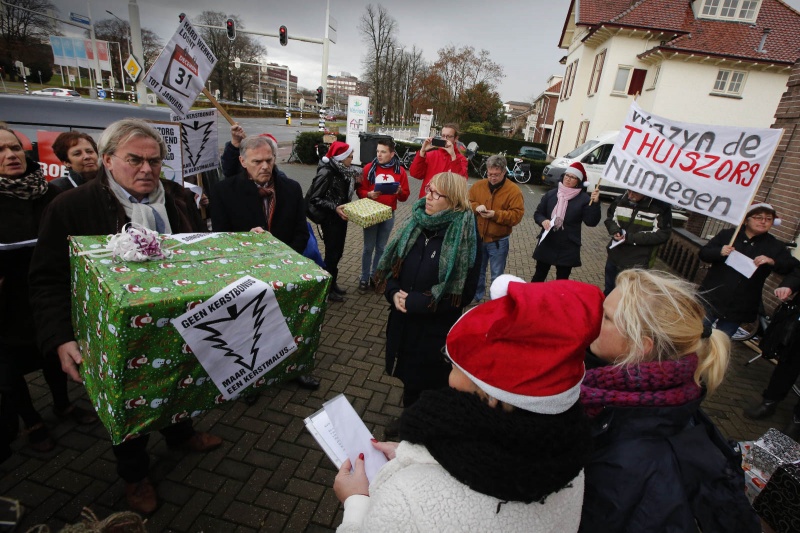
top-left (311, 141), bottom-right (361, 302)
top-left (334, 275), bottom-right (601, 532)
top-left (531, 161), bottom-right (601, 281)
top-left (579, 268), bottom-right (759, 533)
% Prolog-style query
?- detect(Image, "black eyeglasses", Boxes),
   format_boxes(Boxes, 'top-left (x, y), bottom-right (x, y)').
top-left (440, 345), bottom-right (453, 366)
top-left (425, 185), bottom-right (447, 201)
top-left (112, 153), bottom-right (163, 169)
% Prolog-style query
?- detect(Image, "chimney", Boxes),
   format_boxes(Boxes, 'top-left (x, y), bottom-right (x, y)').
top-left (757, 28), bottom-right (771, 53)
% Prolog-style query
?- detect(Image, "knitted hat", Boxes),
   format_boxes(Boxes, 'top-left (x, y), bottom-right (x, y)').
top-left (322, 141), bottom-right (353, 164)
top-left (565, 161), bottom-right (587, 183)
top-left (445, 276), bottom-right (603, 414)
top-left (747, 202), bottom-right (781, 226)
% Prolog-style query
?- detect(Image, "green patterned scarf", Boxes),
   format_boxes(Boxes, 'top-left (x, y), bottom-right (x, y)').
top-left (376, 198), bottom-right (476, 304)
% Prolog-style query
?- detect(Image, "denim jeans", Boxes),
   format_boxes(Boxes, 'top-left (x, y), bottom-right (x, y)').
top-left (604, 260), bottom-right (619, 296)
top-left (475, 237), bottom-right (509, 301)
top-left (362, 214), bottom-right (394, 282)
top-left (703, 313), bottom-right (740, 338)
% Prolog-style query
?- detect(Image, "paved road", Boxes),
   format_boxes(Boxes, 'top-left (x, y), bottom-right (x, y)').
top-left (3, 166), bottom-right (786, 531)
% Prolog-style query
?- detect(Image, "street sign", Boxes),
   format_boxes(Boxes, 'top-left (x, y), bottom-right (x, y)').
top-left (124, 55), bottom-right (142, 83)
top-left (97, 89), bottom-right (107, 99)
top-left (70, 12), bottom-right (91, 25)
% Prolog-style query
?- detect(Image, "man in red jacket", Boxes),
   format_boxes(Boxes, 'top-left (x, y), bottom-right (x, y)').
top-left (409, 123), bottom-right (467, 198)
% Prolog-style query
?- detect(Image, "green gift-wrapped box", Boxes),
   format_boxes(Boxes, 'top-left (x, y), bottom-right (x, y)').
top-left (342, 198), bottom-right (392, 228)
top-left (70, 232), bottom-right (330, 444)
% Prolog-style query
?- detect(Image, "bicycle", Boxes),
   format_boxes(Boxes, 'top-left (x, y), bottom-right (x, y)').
top-left (482, 150), bottom-right (532, 184)
top-left (400, 147), bottom-right (417, 169)
top-left (465, 142), bottom-right (485, 178)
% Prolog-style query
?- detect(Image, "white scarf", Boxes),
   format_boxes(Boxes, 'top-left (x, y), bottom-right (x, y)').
top-left (106, 169), bottom-right (172, 234)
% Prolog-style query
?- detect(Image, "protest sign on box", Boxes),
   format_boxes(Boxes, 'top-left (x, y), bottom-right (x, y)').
top-left (145, 19), bottom-right (217, 116)
top-left (69, 232), bottom-right (330, 444)
top-left (169, 109), bottom-right (219, 177)
top-left (603, 102), bottom-right (783, 226)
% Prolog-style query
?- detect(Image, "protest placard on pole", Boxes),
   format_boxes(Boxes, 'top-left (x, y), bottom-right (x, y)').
top-left (150, 121), bottom-right (184, 183)
top-left (602, 102), bottom-right (783, 227)
top-left (144, 19), bottom-right (217, 116)
top-left (170, 109), bottom-right (219, 177)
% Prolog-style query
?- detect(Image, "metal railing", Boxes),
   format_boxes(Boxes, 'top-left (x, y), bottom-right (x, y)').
top-left (657, 227), bottom-right (708, 284)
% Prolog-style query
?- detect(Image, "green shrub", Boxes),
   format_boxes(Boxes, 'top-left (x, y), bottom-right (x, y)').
top-left (460, 131), bottom-right (547, 156)
top-left (294, 131), bottom-right (346, 164)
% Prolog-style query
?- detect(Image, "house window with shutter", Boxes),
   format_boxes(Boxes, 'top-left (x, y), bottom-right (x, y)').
top-left (576, 121), bottom-right (590, 147)
top-left (588, 50), bottom-right (606, 96)
top-left (712, 69), bottom-right (747, 96)
top-left (611, 66), bottom-right (647, 96)
top-left (560, 63), bottom-right (572, 101)
top-left (567, 59), bottom-right (579, 97)
top-left (648, 65), bottom-right (661, 90)
top-left (550, 120), bottom-right (564, 156)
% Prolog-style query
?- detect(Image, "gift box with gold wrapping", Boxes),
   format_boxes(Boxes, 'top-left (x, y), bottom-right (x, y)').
top-left (342, 198), bottom-right (393, 228)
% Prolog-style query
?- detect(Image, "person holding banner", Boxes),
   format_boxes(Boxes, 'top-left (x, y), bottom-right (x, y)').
top-left (579, 269), bottom-right (759, 533)
top-left (29, 119), bottom-right (219, 515)
top-left (699, 202), bottom-right (794, 337)
top-left (49, 131), bottom-right (99, 191)
top-left (531, 162), bottom-right (601, 282)
top-left (602, 190), bottom-right (672, 295)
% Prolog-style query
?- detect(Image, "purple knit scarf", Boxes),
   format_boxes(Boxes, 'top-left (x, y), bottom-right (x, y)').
top-left (580, 354), bottom-right (702, 418)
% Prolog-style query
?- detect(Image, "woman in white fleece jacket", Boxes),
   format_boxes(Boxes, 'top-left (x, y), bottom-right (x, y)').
top-left (334, 275), bottom-right (602, 532)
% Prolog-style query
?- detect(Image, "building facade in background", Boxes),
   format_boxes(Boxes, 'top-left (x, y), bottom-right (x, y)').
top-left (525, 75), bottom-right (563, 147)
top-left (550, 0), bottom-right (800, 157)
top-left (326, 73), bottom-right (369, 112)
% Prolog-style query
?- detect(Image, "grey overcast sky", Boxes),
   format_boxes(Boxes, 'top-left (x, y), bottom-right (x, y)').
top-left (52, 0), bottom-right (800, 103)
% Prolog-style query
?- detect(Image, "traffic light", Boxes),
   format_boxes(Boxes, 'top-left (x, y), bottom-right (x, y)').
top-left (226, 19), bottom-right (236, 41)
top-left (316, 86), bottom-right (324, 104)
top-left (279, 26), bottom-right (288, 46)
top-left (179, 12), bottom-right (185, 22)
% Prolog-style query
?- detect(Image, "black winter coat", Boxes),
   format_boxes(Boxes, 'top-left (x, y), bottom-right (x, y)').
top-left (0, 175), bottom-right (60, 346)
top-left (384, 229), bottom-right (481, 390)
top-left (580, 398), bottom-right (760, 533)
top-left (211, 168), bottom-right (308, 254)
top-left (313, 160), bottom-right (354, 221)
top-left (29, 170), bottom-right (205, 355)
top-left (533, 188), bottom-right (601, 267)
top-left (699, 227), bottom-right (794, 323)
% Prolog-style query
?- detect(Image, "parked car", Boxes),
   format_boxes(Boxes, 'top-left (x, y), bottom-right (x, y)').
top-left (518, 146), bottom-right (552, 161)
top-left (30, 87), bottom-right (80, 98)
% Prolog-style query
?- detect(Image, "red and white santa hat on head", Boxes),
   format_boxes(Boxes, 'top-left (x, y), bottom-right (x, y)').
top-left (445, 274), bottom-right (603, 414)
top-left (565, 161), bottom-right (588, 186)
top-left (322, 141), bottom-right (353, 164)
top-left (747, 202), bottom-right (781, 226)
top-left (257, 133), bottom-right (278, 145)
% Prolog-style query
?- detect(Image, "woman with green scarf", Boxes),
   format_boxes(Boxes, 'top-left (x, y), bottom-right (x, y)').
top-left (376, 172), bottom-right (481, 421)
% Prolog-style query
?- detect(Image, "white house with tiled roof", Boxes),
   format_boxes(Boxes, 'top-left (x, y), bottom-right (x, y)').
top-left (550, 0), bottom-right (800, 157)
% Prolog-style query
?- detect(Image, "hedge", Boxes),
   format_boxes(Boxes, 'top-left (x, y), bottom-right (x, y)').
top-left (459, 132), bottom-right (548, 156)
top-left (293, 131), bottom-right (346, 164)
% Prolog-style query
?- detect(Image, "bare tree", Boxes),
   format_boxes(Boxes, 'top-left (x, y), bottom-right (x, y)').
top-left (95, 19), bottom-right (162, 86)
top-left (359, 4), bottom-right (397, 119)
top-left (0, 0), bottom-right (59, 77)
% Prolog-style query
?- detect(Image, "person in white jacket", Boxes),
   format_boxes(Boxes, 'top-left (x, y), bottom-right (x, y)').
top-left (334, 275), bottom-right (603, 532)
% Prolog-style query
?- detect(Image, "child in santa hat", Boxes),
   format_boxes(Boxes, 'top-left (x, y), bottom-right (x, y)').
top-left (334, 275), bottom-right (602, 531)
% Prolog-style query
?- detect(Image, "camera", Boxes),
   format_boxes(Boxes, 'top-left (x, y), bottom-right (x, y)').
top-left (431, 137), bottom-right (447, 148)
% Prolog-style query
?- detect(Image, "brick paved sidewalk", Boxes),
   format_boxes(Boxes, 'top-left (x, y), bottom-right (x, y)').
top-left (1, 164), bottom-right (788, 531)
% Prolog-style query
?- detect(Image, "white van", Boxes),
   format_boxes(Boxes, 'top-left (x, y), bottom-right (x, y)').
top-left (542, 131), bottom-right (623, 197)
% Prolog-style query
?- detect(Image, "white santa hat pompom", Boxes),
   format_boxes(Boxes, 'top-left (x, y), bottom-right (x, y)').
top-left (490, 274), bottom-right (525, 300)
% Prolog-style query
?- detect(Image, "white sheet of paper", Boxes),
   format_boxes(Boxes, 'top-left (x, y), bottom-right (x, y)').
top-left (323, 394), bottom-right (387, 482)
top-left (726, 250), bottom-right (758, 279)
top-left (539, 226), bottom-right (552, 243)
top-left (609, 229), bottom-right (627, 249)
top-left (304, 409), bottom-right (349, 468)
top-left (183, 181), bottom-right (204, 208)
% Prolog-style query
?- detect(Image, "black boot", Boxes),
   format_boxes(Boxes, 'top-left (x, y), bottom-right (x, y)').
top-left (332, 283), bottom-right (347, 296)
top-left (743, 400), bottom-right (778, 420)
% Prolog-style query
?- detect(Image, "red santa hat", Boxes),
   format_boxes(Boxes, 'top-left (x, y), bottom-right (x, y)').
top-left (445, 276), bottom-right (603, 414)
top-left (322, 141), bottom-right (353, 164)
top-left (747, 202), bottom-right (781, 226)
top-left (565, 161), bottom-right (588, 186)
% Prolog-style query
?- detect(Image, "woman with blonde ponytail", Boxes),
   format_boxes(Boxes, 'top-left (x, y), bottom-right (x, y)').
top-left (578, 269), bottom-right (758, 533)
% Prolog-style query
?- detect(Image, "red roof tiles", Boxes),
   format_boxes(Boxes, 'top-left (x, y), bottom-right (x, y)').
top-left (574, 0), bottom-right (800, 64)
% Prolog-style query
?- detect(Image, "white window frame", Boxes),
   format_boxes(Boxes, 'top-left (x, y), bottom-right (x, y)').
top-left (700, 0), bottom-right (761, 22)
top-left (712, 68), bottom-right (747, 96)
top-left (611, 66), bottom-right (633, 95)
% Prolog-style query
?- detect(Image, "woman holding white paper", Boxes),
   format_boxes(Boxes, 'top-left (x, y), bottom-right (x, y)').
top-left (699, 202), bottom-right (794, 337)
top-left (334, 276), bottom-right (599, 532)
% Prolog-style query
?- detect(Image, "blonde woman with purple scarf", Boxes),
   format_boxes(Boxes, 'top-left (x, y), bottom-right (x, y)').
top-left (531, 162), bottom-right (600, 281)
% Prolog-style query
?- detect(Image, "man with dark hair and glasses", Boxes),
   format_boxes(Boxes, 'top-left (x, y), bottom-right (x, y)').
top-left (30, 119), bottom-right (219, 515)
